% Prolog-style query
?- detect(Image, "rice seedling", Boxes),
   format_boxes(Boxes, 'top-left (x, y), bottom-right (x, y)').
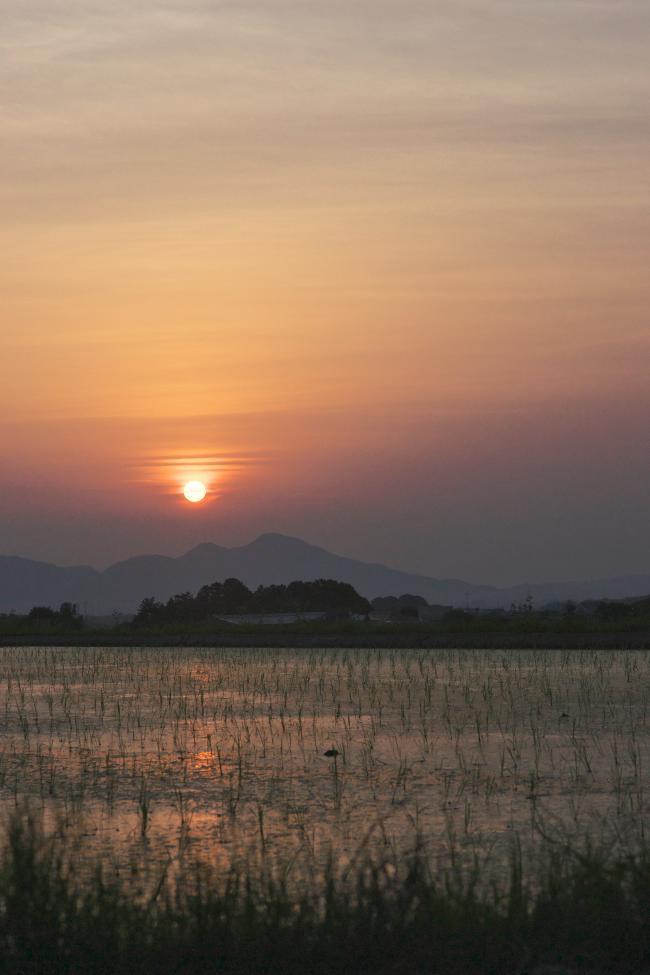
top-left (0, 645), bottom-right (649, 892)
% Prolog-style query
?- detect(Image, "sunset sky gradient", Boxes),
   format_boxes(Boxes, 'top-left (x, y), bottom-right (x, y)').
top-left (2, 1), bottom-right (649, 584)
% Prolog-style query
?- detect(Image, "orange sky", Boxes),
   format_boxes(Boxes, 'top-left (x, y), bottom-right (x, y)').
top-left (2, 1), bottom-right (649, 583)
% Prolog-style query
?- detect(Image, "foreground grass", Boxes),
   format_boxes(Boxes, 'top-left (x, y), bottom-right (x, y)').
top-left (2, 817), bottom-right (650, 974)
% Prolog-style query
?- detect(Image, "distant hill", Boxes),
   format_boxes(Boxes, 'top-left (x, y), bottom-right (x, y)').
top-left (1, 533), bottom-right (650, 615)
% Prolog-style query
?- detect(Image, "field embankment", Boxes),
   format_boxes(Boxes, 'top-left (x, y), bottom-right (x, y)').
top-left (3, 626), bottom-right (650, 648)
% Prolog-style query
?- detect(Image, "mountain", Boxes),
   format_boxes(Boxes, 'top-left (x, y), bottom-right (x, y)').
top-left (0, 556), bottom-right (99, 614)
top-left (1, 533), bottom-right (650, 615)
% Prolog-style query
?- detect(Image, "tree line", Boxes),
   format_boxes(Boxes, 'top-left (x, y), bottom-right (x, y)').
top-left (134, 578), bottom-right (371, 626)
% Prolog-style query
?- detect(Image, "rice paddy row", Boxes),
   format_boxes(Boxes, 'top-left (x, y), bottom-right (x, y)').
top-left (1, 646), bottom-right (649, 894)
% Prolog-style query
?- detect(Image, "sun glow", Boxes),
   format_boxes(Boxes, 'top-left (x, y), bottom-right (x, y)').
top-left (183, 480), bottom-right (207, 503)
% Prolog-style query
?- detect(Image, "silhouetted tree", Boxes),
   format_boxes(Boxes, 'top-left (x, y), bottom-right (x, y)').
top-left (28, 606), bottom-right (58, 621)
top-left (132, 577), bottom-right (370, 626)
top-left (58, 602), bottom-right (80, 621)
top-left (222, 578), bottom-right (253, 612)
top-left (26, 602), bottom-right (82, 630)
top-left (135, 597), bottom-right (163, 626)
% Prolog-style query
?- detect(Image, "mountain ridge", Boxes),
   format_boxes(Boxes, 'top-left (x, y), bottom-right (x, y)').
top-left (1, 533), bottom-right (649, 614)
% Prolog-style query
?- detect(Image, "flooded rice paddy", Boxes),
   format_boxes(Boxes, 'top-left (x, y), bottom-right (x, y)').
top-left (1, 646), bottom-right (649, 891)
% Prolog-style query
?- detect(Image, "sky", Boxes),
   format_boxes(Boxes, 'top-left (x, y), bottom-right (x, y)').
top-left (1, 0), bottom-right (649, 585)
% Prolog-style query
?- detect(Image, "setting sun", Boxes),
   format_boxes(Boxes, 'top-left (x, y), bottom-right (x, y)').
top-left (183, 481), bottom-right (207, 503)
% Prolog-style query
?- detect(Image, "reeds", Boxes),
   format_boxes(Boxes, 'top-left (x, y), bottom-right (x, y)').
top-left (2, 810), bottom-right (650, 974)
